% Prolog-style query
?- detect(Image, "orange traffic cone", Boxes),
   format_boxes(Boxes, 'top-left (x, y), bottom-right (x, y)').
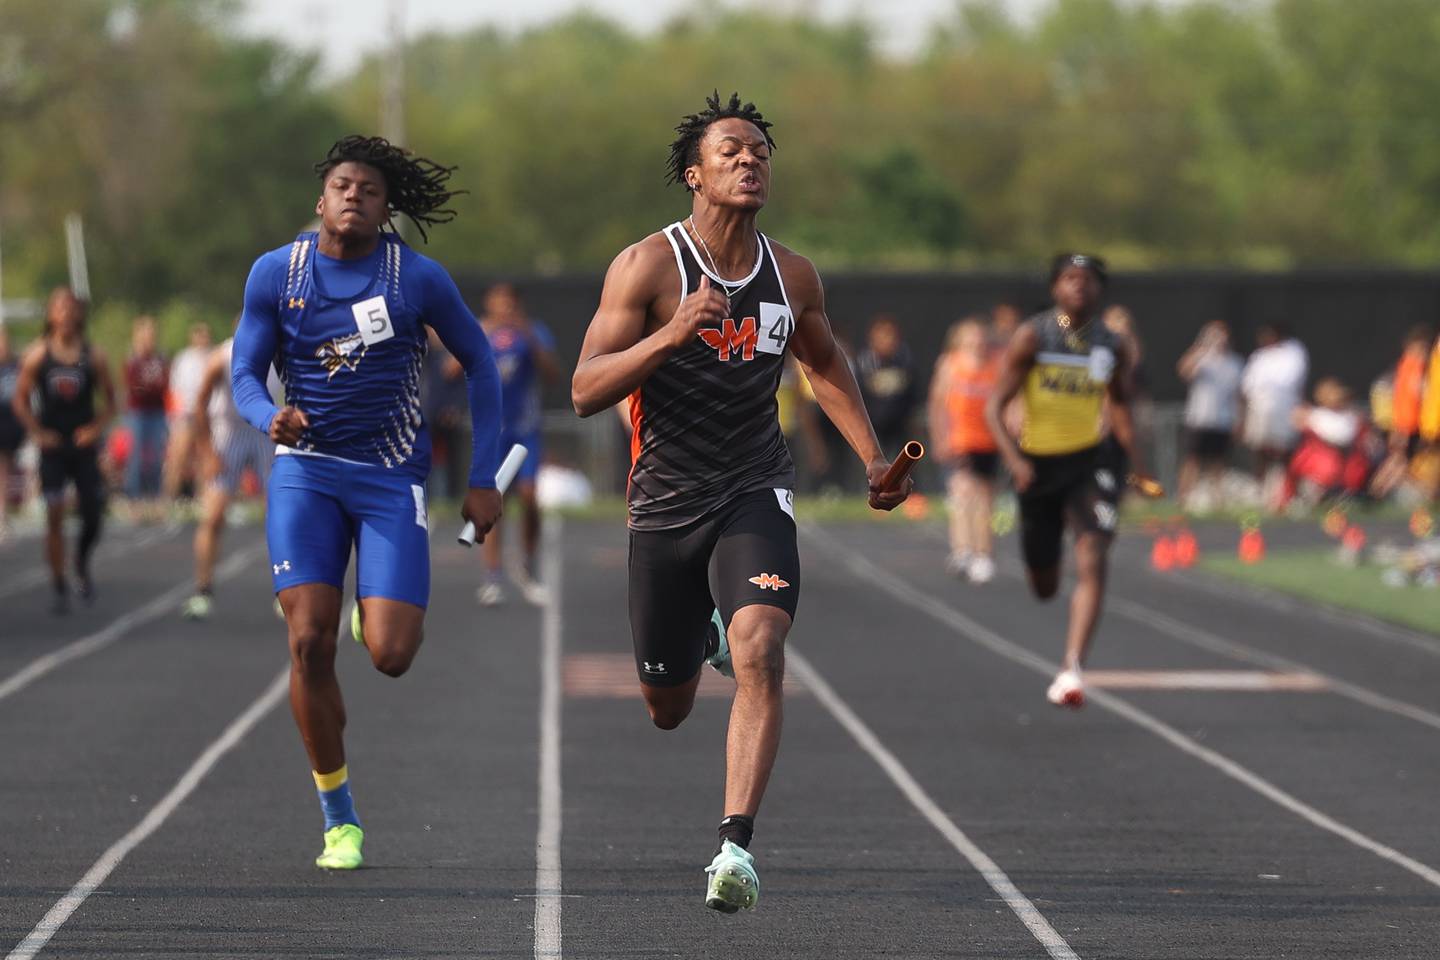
top-left (1174, 528), bottom-right (1199, 569)
top-left (1151, 534), bottom-right (1177, 572)
top-left (1239, 528), bottom-right (1266, 564)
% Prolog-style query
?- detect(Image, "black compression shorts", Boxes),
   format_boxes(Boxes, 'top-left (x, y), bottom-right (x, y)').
top-left (1019, 444), bottom-right (1122, 571)
top-left (40, 445), bottom-right (105, 505)
top-left (628, 488), bottom-right (800, 687)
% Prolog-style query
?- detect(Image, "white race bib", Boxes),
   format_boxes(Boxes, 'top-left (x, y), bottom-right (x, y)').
top-left (411, 484), bottom-right (428, 530)
top-left (1088, 346), bottom-right (1116, 383)
top-left (353, 295), bottom-right (395, 346)
top-left (757, 301), bottom-right (793, 356)
top-left (774, 488), bottom-right (795, 520)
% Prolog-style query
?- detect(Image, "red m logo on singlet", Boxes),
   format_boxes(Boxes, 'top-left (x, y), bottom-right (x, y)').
top-left (698, 317), bottom-right (758, 362)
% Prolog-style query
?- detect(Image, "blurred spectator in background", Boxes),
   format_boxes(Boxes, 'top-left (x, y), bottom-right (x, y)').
top-left (1281, 378), bottom-right (1374, 507)
top-left (1103, 305), bottom-right (1147, 398)
top-left (477, 282), bottom-right (559, 607)
top-left (1242, 321), bottom-right (1309, 505)
top-left (1176, 320), bottom-right (1244, 509)
top-left (1371, 326), bottom-right (1432, 500)
top-left (1102, 305), bottom-right (1152, 455)
top-left (1388, 326), bottom-right (1430, 458)
top-left (928, 317), bottom-right (999, 583)
top-left (856, 313), bottom-right (917, 459)
top-left (423, 327), bottom-right (470, 500)
top-left (0, 325), bottom-right (23, 537)
top-left (1414, 332), bottom-right (1440, 500)
top-left (123, 315), bottom-right (169, 509)
top-left (162, 322), bottom-right (213, 501)
top-left (989, 302), bottom-right (1022, 355)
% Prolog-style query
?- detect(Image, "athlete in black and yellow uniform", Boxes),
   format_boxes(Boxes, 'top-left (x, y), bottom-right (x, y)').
top-left (986, 254), bottom-right (1151, 709)
top-left (11, 288), bottom-right (117, 613)
top-left (573, 93), bottom-right (909, 913)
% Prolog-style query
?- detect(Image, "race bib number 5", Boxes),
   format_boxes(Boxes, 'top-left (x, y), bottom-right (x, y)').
top-left (353, 295), bottom-right (395, 346)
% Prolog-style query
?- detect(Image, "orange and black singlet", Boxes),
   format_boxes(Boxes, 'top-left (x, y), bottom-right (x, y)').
top-left (626, 223), bottom-right (798, 530)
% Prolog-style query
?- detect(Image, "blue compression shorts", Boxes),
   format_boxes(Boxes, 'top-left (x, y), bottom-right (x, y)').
top-left (266, 452), bottom-right (431, 607)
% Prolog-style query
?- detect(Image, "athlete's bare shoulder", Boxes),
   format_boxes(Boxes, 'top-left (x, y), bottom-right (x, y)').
top-left (604, 231), bottom-right (677, 294)
top-left (764, 238), bottom-right (823, 313)
top-left (18, 340), bottom-right (47, 373)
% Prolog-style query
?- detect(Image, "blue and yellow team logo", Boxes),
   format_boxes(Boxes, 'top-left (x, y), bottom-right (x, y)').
top-left (316, 333), bottom-right (367, 379)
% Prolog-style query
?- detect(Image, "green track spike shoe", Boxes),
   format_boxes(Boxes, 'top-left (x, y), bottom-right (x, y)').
top-left (705, 609), bottom-right (734, 679)
top-left (704, 840), bottom-right (758, 913)
top-left (315, 823), bottom-right (364, 870)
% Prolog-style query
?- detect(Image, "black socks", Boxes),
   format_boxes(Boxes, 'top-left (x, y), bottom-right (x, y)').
top-left (718, 814), bottom-right (754, 853)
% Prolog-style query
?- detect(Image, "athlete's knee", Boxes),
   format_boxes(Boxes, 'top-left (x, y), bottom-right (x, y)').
top-left (732, 634), bottom-right (786, 691)
top-left (1027, 567), bottom-right (1060, 600)
top-left (643, 687), bottom-right (695, 730)
top-left (370, 642), bottom-right (417, 678)
top-left (1073, 536), bottom-right (1110, 581)
top-left (289, 624), bottom-right (338, 675)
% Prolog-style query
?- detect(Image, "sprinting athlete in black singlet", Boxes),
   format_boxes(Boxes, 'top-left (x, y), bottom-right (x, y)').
top-left (573, 92), bottom-right (911, 914)
top-left (11, 288), bottom-right (116, 612)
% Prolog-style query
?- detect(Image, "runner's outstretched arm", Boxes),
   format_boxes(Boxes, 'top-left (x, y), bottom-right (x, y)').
top-left (419, 261), bottom-right (503, 489)
top-left (782, 254), bottom-right (907, 509)
top-left (231, 258), bottom-right (286, 438)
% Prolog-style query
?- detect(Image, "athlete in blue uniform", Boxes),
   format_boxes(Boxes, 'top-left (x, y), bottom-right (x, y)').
top-left (477, 282), bottom-right (560, 606)
top-left (231, 135), bottom-right (504, 870)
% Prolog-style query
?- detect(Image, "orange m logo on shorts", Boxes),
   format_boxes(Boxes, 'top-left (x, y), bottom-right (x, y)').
top-left (698, 317), bottom-right (758, 362)
top-left (748, 572), bottom-right (791, 591)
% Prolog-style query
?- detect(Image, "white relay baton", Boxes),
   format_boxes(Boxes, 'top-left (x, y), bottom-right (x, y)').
top-left (457, 443), bottom-right (529, 547)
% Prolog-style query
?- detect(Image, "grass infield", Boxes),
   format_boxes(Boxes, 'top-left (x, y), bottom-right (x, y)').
top-left (1202, 547), bottom-right (1440, 637)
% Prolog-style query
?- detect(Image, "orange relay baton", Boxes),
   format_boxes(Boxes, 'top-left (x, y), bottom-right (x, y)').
top-left (872, 440), bottom-right (925, 505)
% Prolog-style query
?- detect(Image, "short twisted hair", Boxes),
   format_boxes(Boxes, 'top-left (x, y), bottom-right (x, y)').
top-left (315, 135), bottom-right (465, 242)
top-left (666, 91), bottom-right (776, 191)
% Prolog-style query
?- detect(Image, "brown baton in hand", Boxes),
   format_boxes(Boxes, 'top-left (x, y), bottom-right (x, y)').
top-left (1129, 474), bottom-right (1166, 499)
top-left (879, 440), bottom-right (926, 492)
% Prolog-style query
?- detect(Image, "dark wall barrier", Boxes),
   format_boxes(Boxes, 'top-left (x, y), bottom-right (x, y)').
top-left (457, 268), bottom-right (1440, 408)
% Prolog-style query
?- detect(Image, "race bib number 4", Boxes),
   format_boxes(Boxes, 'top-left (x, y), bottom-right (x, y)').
top-left (758, 301), bottom-right (793, 356)
top-left (353, 295), bottom-right (395, 347)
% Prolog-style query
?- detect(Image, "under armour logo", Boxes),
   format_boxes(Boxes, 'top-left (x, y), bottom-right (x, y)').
top-left (273, 560), bottom-right (292, 574)
top-left (287, 297), bottom-right (306, 309)
top-left (642, 661), bottom-right (667, 674)
top-left (748, 572), bottom-right (791, 591)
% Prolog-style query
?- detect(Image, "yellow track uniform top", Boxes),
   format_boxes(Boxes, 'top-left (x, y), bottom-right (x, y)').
top-left (1020, 309), bottom-right (1121, 456)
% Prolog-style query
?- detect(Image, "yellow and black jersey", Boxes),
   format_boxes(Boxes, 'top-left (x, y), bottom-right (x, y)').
top-left (1020, 309), bottom-right (1121, 456)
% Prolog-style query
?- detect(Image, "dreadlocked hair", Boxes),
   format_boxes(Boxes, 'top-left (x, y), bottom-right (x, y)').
top-left (666, 91), bottom-right (776, 191)
top-left (315, 135), bottom-right (465, 242)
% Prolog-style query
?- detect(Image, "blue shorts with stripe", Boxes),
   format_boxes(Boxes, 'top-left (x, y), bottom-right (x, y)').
top-left (266, 453), bottom-right (431, 608)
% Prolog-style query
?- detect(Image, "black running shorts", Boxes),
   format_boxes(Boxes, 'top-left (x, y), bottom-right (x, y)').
top-left (39, 445), bottom-right (104, 504)
top-left (1018, 444), bottom-right (1122, 571)
top-left (628, 488), bottom-right (800, 687)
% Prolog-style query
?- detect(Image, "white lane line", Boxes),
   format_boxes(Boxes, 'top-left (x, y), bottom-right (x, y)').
top-left (1082, 669), bottom-right (1327, 691)
top-left (1107, 596), bottom-right (1440, 732)
top-left (787, 648), bottom-right (1080, 960)
top-left (5, 667), bottom-right (289, 960)
top-left (0, 527), bottom-right (175, 601)
top-left (922, 523), bottom-right (1440, 734)
top-left (534, 516), bottom-right (563, 960)
top-left (1147, 563), bottom-right (1440, 660)
top-left (0, 543), bottom-right (264, 705)
top-left (803, 524), bottom-right (1440, 891)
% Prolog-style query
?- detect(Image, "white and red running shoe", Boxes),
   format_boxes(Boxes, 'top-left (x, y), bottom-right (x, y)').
top-left (1046, 668), bottom-right (1085, 709)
